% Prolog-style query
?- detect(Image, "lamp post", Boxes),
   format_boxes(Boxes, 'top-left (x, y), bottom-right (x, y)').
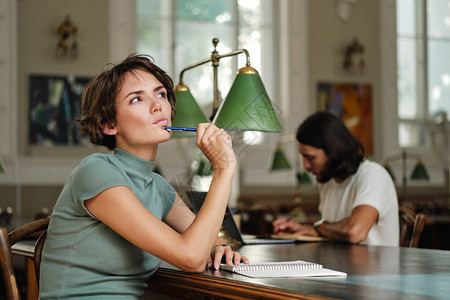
top-left (176, 38), bottom-right (249, 118)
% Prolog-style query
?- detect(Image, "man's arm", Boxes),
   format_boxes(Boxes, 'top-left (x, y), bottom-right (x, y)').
top-left (316, 205), bottom-right (379, 243)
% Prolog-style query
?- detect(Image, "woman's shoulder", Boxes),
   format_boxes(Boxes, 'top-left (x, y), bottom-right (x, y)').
top-left (77, 152), bottom-right (115, 168)
top-left (80, 152), bottom-right (111, 164)
top-left (69, 153), bottom-right (127, 192)
top-left (72, 153), bottom-right (118, 178)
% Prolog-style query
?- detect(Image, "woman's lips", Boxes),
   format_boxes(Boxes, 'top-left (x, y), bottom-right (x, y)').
top-left (153, 118), bottom-right (169, 126)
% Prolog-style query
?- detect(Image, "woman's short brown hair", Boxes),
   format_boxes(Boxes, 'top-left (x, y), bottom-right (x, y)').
top-left (78, 54), bottom-right (176, 151)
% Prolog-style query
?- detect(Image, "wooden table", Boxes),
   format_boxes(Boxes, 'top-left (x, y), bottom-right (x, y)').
top-left (13, 241), bottom-right (450, 299)
top-left (146, 242), bottom-right (450, 299)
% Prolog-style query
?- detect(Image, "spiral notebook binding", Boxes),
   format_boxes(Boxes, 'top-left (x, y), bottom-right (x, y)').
top-left (233, 261), bottom-right (322, 272)
top-left (221, 260), bottom-right (346, 278)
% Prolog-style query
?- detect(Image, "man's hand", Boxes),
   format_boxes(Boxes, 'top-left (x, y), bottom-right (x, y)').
top-left (272, 218), bottom-right (318, 236)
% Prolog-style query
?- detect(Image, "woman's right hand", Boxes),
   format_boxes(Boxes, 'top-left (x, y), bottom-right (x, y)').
top-left (196, 123), bottom-right (236, 176)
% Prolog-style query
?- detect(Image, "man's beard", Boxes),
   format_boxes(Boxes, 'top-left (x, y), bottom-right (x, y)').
top-left (315, 160), bottom-right (335, 183)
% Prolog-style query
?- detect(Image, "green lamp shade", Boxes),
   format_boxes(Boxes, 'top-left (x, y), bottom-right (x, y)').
top-left (213, 73), bottom-right (282, 132)
top-left (410, 161), bottom-right (430, 180)
top-left (383, 164), bottom-right (396, 182)
top-left (296, 171), bottom-right (312, 184)
top-left (0, 159), bottom-right (4, 174)
top-left (171, 88), bottom-right (209, 138)
top-left (269, 148), bottom-right (291, 171)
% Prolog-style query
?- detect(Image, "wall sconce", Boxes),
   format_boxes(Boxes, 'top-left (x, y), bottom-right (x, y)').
top-left (383, 150), bottom-right (430, 203)
top-left (343, 37), bottom-right (365, 72)
top-left (171, 38), bottom-right (282, 138)
top-left (268, 135), bottom-right (312, 222)
top-left (55, 14), bottom-right (79, 58)
top-left (336, 0), bottom-right (358, 22)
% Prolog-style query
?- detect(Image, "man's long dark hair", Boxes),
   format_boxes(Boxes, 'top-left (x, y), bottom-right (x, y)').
top-left (296, 111), bottom-right (365, 181)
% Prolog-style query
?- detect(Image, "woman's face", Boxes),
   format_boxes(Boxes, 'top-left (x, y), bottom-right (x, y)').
top-left (103, 69), bottom-right (172, 159)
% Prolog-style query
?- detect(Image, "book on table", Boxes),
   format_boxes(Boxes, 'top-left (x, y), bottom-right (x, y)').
top-left (221, 260), bottom-right (346, 278)
top-left (270, 234), bottom-right (328, 242)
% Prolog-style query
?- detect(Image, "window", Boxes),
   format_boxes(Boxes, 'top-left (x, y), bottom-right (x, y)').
top-left (397, 0), bottom-right (450, 148)
top-left (136, 0), bottom-right (275, 144)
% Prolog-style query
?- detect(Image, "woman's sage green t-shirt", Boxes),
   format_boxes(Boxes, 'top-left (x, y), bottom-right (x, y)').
top-left (39, 148), bottom-right (176, 299)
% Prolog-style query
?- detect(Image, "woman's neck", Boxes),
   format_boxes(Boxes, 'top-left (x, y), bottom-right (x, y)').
top-left (116, 144), bottom-right (158, 161)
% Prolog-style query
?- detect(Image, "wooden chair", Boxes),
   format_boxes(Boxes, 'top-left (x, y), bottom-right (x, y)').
top-left (399, 207), bottom-right (426, 248)
top-left (1, 217), bottom-right (50, 300)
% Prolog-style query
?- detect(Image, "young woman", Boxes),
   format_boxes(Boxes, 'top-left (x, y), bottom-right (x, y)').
top-left (39, 54), bottom-right (248, 299)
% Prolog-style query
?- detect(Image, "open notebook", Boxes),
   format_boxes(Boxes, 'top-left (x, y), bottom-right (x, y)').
top-left (221, 260), bottom-right (347, 278)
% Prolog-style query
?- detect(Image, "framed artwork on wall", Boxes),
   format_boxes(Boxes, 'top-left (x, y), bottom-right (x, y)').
top-left (28, 74), bottom-right (92, 147)
top-left (317, 82), bottom-right (373, 155)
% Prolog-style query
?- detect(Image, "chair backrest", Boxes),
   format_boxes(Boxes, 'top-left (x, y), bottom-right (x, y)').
top-left (0, 218), bottom-right (50, 300)
top-left (399, 207), bottom-right (426, 248)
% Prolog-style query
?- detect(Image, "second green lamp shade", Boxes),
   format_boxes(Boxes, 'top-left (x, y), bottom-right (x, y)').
top-left (269, 147), bottom-right (291, 171)
top-left (384, 160), bottom-right (429, 182)
top-left (410, 161), bottom-right (430, 180)
top-left (296, 171), bottom-right (312, 184)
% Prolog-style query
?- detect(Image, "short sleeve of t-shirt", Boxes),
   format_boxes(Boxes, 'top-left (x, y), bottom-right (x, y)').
top-left (71, 155), bottom-right (131, 216)
top-left (69, 153), bottom-right (176, 220)
top-left (351, 162), bottom-right (393, 217)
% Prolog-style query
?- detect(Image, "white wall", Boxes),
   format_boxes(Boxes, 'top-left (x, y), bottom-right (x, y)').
top-left (0, 0), bottom-right (17, 160)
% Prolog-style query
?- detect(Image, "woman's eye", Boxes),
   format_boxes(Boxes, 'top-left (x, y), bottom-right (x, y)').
top-left (156, 92), bottom-right (167, 99)
top-left (130, 97), bottom-right (140, 104)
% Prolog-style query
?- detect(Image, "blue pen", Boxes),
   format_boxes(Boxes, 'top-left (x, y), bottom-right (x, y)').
top-left (163, 126), bottom-right (197, 132)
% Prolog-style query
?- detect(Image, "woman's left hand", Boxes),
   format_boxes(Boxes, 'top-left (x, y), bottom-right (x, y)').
top-left (208, 245), bottom-right (249, 270)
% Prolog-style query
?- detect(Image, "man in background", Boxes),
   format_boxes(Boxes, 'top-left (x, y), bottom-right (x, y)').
top-left (273, 111), bottom-right (399, 246)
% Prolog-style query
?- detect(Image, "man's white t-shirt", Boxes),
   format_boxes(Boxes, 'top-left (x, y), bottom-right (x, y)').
top-left (316, 159), bottom-right (399, 246)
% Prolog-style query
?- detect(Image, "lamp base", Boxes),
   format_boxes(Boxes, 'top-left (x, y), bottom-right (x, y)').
top-left (289, 195), bottom-right (307, 223)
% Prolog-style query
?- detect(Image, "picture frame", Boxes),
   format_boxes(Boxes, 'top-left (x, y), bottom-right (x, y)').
top-left (28, 74), bottom-right (92, 147)
top-left (317, 82), bottom-right (373, 155)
